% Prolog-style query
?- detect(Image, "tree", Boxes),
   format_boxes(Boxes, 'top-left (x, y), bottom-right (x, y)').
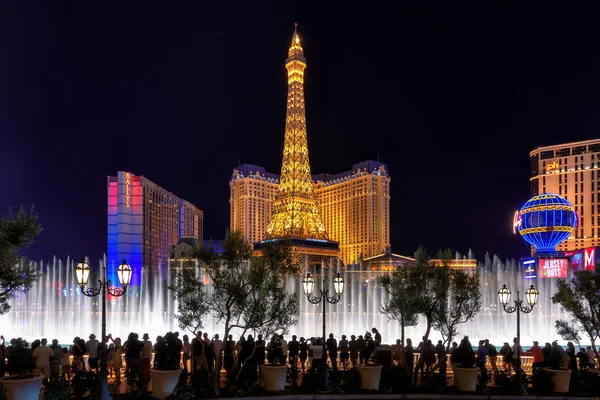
top-left (408, 247), bottom-right (451, 385)
top-left (552, 267), bottom-right (600, 355)
top-left (168, 268), bottom-right (211, 335)
top-left (0, 206), bottom-right (42, 314)
top-left (554, 319), bottom-right (582, 347)
top-left (433, 267), bottom-right (482, 352)
top-left (379, 265), bottom-right (420, 345)
top-left (184, 231), bottom-right (301, 394)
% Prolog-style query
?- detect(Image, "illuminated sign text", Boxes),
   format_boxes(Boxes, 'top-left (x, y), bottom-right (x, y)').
top-left (513, 211), bottom-right (522, 234)
top-left (584, 247), bottom-right (596, 272)
top-left (545, 162), bottom-right (559, 172)
top-left (125, 173), bottom-right (131, 208)
top-left (539, 258), bottom-right (568, 279)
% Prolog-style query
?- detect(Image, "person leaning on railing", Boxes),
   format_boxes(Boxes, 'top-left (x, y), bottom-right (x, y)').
top-left (525, 341), bottom-right (544, 372)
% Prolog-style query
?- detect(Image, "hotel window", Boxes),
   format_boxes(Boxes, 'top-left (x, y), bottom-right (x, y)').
top-left (590, 144), bottom-right (600, 153)
top-left (573, 146), bottom-right (586, 155)
top-left (540, 150), bottom-right (555, 160)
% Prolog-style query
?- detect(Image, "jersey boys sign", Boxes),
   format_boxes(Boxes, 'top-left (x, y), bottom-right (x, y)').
top-left (539, 258), bottom-right (568, 279)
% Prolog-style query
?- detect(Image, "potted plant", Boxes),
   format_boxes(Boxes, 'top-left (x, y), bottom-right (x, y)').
top-left (260, 335), bottom-right (288, 392)
top-left (355, 331), bottom-right (382, 390)
top-left (1, 339), bottom-right (44, 400)
top-left (150, 332), bottom-right (184, 399)
top-left (544, 344), bottom-right (571, 393)
top-left (452, 336), bottom-right (477, 392)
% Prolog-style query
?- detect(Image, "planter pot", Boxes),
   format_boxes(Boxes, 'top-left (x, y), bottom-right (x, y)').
top-left (150, 368), bottom-right (183, 399)
top-left (453, 367), bottom-right (478, 392)
top-left (260, 364), bottom-right (288, 392)
top-left (545, 368), bottom-right (572, 393)
top-left (1, 374), bottom-right (44, 400)
top-left (356, 364), bottom-right (383, 390)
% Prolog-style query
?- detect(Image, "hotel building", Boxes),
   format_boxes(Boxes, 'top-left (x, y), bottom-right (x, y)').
top-left (530, 139), bottom-right (600, 251)
top-left (230, 160), bottom-right (391, 265)
top-left (107, 171), bottom-right (203, 284)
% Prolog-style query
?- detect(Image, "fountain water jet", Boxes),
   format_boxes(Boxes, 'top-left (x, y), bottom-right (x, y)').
top-left (0, 253), bottom-right (570, 346)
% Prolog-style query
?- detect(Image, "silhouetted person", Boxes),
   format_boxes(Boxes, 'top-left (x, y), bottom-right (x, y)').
top-left (326, 333), bottom-right (337, 370)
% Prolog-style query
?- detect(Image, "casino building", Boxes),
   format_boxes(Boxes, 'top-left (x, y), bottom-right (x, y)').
top-left (530, 138), bottom-right (600, 251)
top-left (107, 171), bottom-right (203, 284)
top-left (230, 161), bottom-right (391, 265)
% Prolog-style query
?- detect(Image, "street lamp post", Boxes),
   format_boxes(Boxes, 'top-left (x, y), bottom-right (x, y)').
top-left (75, 258), bottom-right (132, 400)
top-left (497, 284), bottom-right (539, 394)
top-left (302, 271), bottom-right (344, 392)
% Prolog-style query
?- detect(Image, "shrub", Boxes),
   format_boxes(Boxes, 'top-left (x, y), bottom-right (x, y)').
top-left (341, 368), bottom-right (361, 392)
top-left (574, 369), bottom-right (600, 397)
top-left (42, 378), bottom-right (70, 400)
top-left (380, 365), bottom-right (412, 393)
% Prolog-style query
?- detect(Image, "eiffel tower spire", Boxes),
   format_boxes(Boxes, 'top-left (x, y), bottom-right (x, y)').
top-left (265, 24), bottom-right (328, 239)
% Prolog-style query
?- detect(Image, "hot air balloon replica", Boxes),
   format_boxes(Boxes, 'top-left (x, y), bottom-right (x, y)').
top-left (513, 193), bottom-right (577, 254)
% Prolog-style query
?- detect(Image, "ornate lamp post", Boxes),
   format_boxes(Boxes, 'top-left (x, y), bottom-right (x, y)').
top-left (302, 271), bottom-right (344, 392)
top-left (498, 284), bottom-right (539, 394)
top-left (75, 258), bottom-right (132, 400)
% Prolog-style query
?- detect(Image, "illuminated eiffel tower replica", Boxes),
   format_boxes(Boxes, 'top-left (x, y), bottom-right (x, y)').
top-left (254, 25), bottom-right (340, 267)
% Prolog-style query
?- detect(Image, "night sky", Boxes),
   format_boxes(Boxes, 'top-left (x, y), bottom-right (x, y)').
top-left (3, 2), bottom-right (600, 263)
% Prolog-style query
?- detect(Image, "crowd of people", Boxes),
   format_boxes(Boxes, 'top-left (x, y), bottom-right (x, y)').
top-left (0, 327), bottom-right (597, 384)
top-left (0, 331), bottom-right (184, 384)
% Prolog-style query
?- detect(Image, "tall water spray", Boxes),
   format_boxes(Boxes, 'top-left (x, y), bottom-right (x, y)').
top-left (0, 254), bottom-right (570, 345)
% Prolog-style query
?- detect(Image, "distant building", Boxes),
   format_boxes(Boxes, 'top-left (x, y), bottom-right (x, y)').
top-left (107, 171), bottom-right (203, 284)
top-left (530, 139), bottom-right (600, 251)
top-left (362, 246), bottom-right (477, 273)
top-left (169, 238), bottom-right (223, 271)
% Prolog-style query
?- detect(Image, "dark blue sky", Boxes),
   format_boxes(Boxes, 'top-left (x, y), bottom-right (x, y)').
top-left (2, 2), bottom-right (600, 262)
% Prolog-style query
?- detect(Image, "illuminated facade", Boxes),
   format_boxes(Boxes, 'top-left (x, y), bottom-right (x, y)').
top-left (107, 171), bottom-right (203, 284)
top-left (230, 165), bottom-right (279, 246)
top-left (530, 139), bottom-right (600, 251)
top-left (314, 161), bottom-right (390, 264)
top-left (230, 160), bottom-right (390, 265)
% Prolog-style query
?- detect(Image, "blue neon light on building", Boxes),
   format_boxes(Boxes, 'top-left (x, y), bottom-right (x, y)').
top-left (514, 193), bottom-right (577, 254)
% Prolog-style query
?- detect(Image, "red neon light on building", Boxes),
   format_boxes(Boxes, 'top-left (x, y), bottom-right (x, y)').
top-left (584, 247), bottom-right (596, 272)
top-left (539, 258), bottom-right (568, 279)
